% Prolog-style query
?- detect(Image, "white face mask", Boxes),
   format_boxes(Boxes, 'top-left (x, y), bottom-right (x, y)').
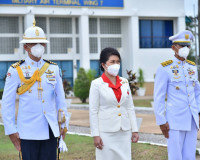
top-left (106, 64), bottom-right (120, 76)
top-left (175, 46), bottom-right (190, 59)
top-left (27, 44), bottom-right (45, 58)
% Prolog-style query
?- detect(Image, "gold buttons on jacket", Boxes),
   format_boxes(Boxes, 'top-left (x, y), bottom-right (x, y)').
top-left (186, 85), bottom-right (188, 87)
top-left (42, 100), bottom-right (45, 103)
top-left (175, 86), bottom-right (180, 90)
top-left (118, 113), bottom-right (121, 116)
top-left (188, 94), bottom-right (190, 97)
top-left (117, 105), bottom-right (120, 108)
top-left (44, 111), bottom-right (46, 114)
top-left (178, 62), bottom-right (181, 64)
top-left (185, 75), bottom-right (187, 77)
top-left (31, 62), bottom-right (34, 65)
top-left (183, 66), bottom-right (184, 68)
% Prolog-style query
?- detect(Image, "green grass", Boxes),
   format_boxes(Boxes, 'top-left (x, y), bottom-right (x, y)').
top-left (133, 99), bottom-right (153, 107)
top-left (0, 125), bottom-right (199, 160)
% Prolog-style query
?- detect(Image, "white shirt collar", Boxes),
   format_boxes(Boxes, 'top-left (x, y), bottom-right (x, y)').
top-left (25, 56), bottom-right (44, 68)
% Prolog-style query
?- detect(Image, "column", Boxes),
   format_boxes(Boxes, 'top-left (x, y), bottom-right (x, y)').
top-left (79, 9), bottom-right (90, 70)
top-left (177, 16), bottom-right (186, 32)
top-left (24, 9), bottom-right (35, 29)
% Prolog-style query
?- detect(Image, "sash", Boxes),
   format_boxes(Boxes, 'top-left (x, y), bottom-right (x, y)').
top-left (16, 62), bottom-right (50, 95)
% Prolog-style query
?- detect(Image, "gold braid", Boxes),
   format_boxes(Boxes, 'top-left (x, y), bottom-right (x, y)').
top-left (16, 66), bottom-right (41, 95)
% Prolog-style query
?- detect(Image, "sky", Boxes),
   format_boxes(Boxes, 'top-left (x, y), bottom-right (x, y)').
top-left (185, 0), bottom-right (198, 16)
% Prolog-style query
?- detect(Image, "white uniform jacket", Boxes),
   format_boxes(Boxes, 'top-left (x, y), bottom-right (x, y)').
top-left (154, 57), bottom-right (200, 131)
top-left (2, 56), bottom-right (69, 140)
top-left (89, 76), bottom-right (138, 137)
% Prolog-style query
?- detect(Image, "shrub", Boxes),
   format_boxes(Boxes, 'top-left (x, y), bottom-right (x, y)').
top-left (126, 70), bottom-right (139, 95)
top-left (86, 69), bottom-right (96, 83)
top-left (0, 89), bottom-right (3, 100)
top-left (138, 68), bottom-right (145, 88)
top-left (74, 68), bottom-right (90, 103)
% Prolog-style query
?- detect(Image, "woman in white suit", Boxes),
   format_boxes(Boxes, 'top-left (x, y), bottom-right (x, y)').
top-left (89, 47), bottom-right (139, 160)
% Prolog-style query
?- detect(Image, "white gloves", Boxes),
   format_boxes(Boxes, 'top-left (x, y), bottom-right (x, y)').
top-left (59, 135), bottom-right (68, 152)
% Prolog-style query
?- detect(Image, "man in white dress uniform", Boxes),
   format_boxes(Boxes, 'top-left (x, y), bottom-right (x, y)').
top-left (2, 20), bottom-right (69, 160)
top-left (154, 30), bottom-right (200, 160)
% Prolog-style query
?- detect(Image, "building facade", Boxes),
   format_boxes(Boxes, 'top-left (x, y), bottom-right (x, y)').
top-left (0, 0), bottom-right (186, 95)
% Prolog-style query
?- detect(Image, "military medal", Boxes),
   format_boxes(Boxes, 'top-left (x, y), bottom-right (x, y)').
top-left (187, 68), bottom-right (195, 76)
top-left (45, 69), bottom-right (54, 74)
top-left (46, 75), bottom-right (55, 78)
top-left (193, 82), bottom-right (195, 87)
top-left (6, 72), bottom-right (11, 78)
top-left (172, 70), bottom-right (179, 76)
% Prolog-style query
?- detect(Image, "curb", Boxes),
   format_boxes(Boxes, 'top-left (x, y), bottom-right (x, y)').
top-left (69, 104), bottom-right (154, 111)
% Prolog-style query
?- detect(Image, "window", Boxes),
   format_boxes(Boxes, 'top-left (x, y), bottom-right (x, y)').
top-left (89, 18), bottom-right (122, 54)
top-left (35, 17), bottom-right (79, 54)
top-left (53, 60), bottom-right (73, 86)
top-left (139, 20), bottom-right (173, 48)
top-left (0, 16), bottom-right (22, 54)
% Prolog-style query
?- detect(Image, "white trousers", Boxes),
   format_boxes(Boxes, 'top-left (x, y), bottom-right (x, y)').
top-left (167, 117), bottom-right (198, 160)
top-left (96, 130), bottom-right (132, 160)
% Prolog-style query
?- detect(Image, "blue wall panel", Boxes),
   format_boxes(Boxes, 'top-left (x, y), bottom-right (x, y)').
top-left (53, 60), bottom-right (73, 86)
top-left (0, 61), bottom-right (16, 89)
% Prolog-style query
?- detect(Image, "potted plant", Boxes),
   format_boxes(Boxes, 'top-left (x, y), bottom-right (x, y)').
top-left (137, 68), bottom-right (146, 96)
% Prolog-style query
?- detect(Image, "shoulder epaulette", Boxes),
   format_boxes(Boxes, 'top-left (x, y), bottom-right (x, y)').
top-left (43, 59), bottom-right (57, 65)
top-left (186, 60), bottom-right (196, 66)
top-left (161, 60), bottom-right (173, 67)
top-left (11, 60), bottom-right (25, 68)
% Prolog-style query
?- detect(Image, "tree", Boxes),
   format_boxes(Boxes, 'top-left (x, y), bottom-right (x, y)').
top-left (186, 16), bottom-right (197, 62)
top-left (86, 69), bottom-right (96, 83)
top-left (74, 68), bottom-right (90, 103)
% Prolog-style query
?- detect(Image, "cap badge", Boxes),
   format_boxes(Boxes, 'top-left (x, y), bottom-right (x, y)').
top-left (35, 28), bottom-right (39, 36)
top-left (185, 34), bottom-right (189, 40)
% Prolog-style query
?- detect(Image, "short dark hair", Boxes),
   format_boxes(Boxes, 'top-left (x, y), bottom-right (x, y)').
top-left (100, 47), bottom-right (121, 71)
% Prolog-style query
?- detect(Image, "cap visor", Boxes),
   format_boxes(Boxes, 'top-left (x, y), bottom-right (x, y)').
top-left (20, 39), bottom-right (49, 43)
top-left (173, 42), bottom-right (191, 46)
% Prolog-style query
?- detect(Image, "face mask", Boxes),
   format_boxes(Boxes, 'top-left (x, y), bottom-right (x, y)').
top-left (27, 44), bottom-right (45, 58)
top-left (106, 64), bottom-right (120, 76)
top-left (175, 46), bottom-right (190, 59)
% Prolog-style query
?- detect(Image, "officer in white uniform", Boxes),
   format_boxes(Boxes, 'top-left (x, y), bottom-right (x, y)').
top-left (154, 30), bottom-right (200, 160)
top-left (2, 20), bottom-right (69, 160)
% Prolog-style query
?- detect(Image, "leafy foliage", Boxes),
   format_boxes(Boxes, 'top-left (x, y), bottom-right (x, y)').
top-left (86, 69), bottom-right (96, 83)
top-left (138, 68), bottom-right (145, 88)
top-left (126, 70), bottom-right (139, 95)
top-left (74, 68), bottom-right (91, 103)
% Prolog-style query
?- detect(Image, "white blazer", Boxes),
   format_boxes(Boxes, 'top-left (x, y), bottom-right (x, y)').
top-left (89, 76), bottom-right (138, 137)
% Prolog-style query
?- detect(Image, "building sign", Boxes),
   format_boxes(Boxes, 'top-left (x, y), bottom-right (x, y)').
top-left (0, 0), bottom-right (124, 8)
